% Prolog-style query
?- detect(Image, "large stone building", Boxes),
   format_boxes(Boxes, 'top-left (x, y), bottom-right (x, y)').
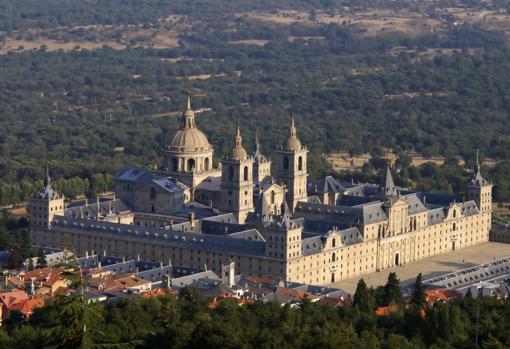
top-left (29, 94), bottom-right (493, 285)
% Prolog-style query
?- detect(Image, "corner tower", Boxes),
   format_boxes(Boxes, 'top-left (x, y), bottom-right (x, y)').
top-left (163, 91), bottom-right (215, 187)
top-left (29, 167), bottom-right (65, 230)
top-left (220, 124), bottom-right (254, 224)
top-left (275, 115), bottom-right (308, 211)
top-left (465, 150), bottom-right (492, 213)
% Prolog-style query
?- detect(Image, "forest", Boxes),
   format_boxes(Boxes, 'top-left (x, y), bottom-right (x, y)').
top-left (0, 1), bottom-right (510, 203)
top-left (0, 275), bottom-right (509, 349)
top-left (2, 0), bottom-right (508, 32)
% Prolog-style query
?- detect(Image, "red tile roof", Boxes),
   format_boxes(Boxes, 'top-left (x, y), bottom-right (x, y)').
top-left (10, 296), bottom-right (45, 317)
top-left (375, 304), bottom-right (399, 316)
top-left (425, 288), bottom-right (462, 304)
top-left (141, 288), bottom-right (176, 298)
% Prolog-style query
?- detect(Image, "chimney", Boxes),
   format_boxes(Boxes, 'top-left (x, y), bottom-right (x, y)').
top-left (122, 256), bottom-right (125, 264)
top-left (221, 262), bottom-right (235, 288)
top-left (98, 261), bottom-right (102, 268)
top-left (189, 212), bottom-right (195, 228)
top-left (168, 258), bottom-right (172, 268)
top-left (103, 250), bottom-right (106, 257)
top-left (160, 261), bottom-right (163, 269)
top-left (96, 197), bottom-right (100, 220)
top-left (137, 254), bottom-right (140, 261)
top-left (29, 278), bottom-right (35, 295)
top-left (108, 201), bottom-right (112, 215)
top-left (85, 251), bottom-right (89, 258)
top-left (204, 264), bottom-right (208, 272)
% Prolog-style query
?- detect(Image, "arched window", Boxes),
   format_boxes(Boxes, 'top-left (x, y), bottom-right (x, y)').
top-left (453, 223), bottom-right (456, 231)
top-left (150, 187), bottom-right (156, 200)
top-left (244, 166), bottom-right (249, 181)
top-left (453, 210), bottom-right (456, 218)
top-left (332, 238), bottom-right (336, 248)
top-left (187, 159), bottom-right (195, 172)
top-left (332, 252), bottom-right (336, 262)
top-left (228, 166), bottom-right (234, 181)
top-left (204, 158), bottom-right (210, 171)
top-left (271, 190), bottom-right (275, 204)
top-left (298, 156), bottom-right (303, 171)
top-left (283, 156), bottom-right (289, 171)
top-left (172, 158), bottom-right (178, 171)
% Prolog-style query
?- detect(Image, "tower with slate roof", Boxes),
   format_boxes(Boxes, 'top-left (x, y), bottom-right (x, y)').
top-left (381, 166), bottom-right (398, 197)
top-left (261, 201), bottom-right (302, 262)
top-left (220, 124), bottom-right (254, 224)
top-left (465, 150), bottom-right (492, 213)
top-left (275, 115), bottom-right (308, 211)
top-left (29, 167), bottom-right (65, 229)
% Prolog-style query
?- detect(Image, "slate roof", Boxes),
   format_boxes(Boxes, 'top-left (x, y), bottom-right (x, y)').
top-left (65, 199), bottom-right (132, 219)
top-left (427, 208), bottom-right (446, 225)
top-left (114, 167), bottom-right (188, 194)
top-left (308, 176), bottom-right (345, 194)
top-left (402, 193), bottom-right (428, 214)
top-left (52, 217), bottom-right (266, 257)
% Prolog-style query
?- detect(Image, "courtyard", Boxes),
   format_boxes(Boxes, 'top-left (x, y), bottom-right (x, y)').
top-left (329, 242), bottom-right (510, 293)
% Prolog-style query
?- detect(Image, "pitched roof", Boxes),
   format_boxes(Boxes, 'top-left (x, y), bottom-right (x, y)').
top-left (375, 304), bottom-right (399, 316)
top-left (9, 296), bottom-right (45, 316)
top-left (0, 289), bottom-right (29, 308)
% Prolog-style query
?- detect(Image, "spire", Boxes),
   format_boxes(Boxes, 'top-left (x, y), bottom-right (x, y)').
top-left (44, 165), bottom-right (51, 188)
top-left (469, 149), bottom-right (488, 186)
top-left (180, 90), bottom-right (196, 129)
top-left (255, 130), bottom-right (261, 155)
top-left (382, 166), bottom-right (396, 197)
top-left (186, 89), bottom-right (192, 111)
top-left (283, 114), bottom-right (302, 151)
top-left (229, 122), bottom-right (247, 160)
top-left (235, 122), bottom-right (242, 148)
top-left (290, 114), bottom-right (297, 138)
top-left (475, 149), bottom-right (480, 174)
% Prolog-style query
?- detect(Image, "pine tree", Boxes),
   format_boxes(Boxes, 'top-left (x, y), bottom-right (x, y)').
top-left (36, 247), bottom-right (48, 269)
top-left (411, 273), bottom-right (426, 307)
top-left (383, 272), bottom-right (403, 306)
top-left (353, 278), bottom-right (372, 312)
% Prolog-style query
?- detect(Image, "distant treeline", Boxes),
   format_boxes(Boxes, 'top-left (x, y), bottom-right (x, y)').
top-left (1, 7), bottom-right (510, 200)
top-left (0, 0), bottom-right (508, 31)
top-left (0, 173), bottom-right (113, 207)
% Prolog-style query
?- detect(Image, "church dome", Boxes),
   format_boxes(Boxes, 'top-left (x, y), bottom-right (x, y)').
top-left (284, 136), bottom-right (302, 151)
top-left (231, 146), bottom-right (248, 160)
top-left (229, 124), bottom-right (248, 160)
top-left (169, 128), bottom-right (211, 151)
top-left (168, 93), bottom-right (212, 152)
top-left (283, 115), bottom-right (302, 151)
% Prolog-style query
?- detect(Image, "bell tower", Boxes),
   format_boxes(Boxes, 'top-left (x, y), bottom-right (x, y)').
top-left (220, 124), bottom-right (254, 224)
top-left (275, 115), bottom-right (308, 211)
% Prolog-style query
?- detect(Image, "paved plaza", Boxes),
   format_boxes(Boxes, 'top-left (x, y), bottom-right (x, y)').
top-left (329, 242), bottom-right (510, 293)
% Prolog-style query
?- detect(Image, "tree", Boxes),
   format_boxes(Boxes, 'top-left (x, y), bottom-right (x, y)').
top-left (36, 247), bottom-right (48, 269)
top-left (411, 273), bottom-right (426, 307)
top-left (353, 278), bottom-right (373, 312)
top-left (382, 272), bottom-right (403, 306)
